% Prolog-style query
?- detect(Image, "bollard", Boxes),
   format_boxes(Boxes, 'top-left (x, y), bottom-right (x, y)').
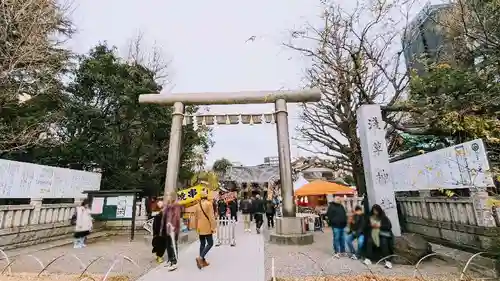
top-left (215, 217), bottom-right (236, 247)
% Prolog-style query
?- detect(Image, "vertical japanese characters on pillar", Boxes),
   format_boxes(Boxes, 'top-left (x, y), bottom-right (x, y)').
top-left (357, 105), bottom-right (401, 236)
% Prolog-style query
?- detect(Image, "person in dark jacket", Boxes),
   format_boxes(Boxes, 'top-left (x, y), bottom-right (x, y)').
top-left (252, 194), bottom-right (266, 233)
top-left (240, 196), bottom-right (253, 232)
top-left (326, 196), bottom-right (347, 257)
top-left (362, 204), bottom-right (394, 269)
top-left (228, 199), bottom-right (238, 222)
top-left (217, 199), bottom-right (227, 219)
top-left (249, 195), bottom-right (255, 222)
top-left (151, 200), bottom-right (166, 263)
top-left (346, 205), bottom-right (365, 259)
top-left (265, 200), bottom-right (276, 228)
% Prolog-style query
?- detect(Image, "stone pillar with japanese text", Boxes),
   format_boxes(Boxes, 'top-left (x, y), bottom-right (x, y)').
top-left (357, 104), bottom-right (401, 236)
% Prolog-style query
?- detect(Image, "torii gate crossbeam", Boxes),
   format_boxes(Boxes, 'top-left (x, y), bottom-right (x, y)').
top-left (138, 89), bottom-right (321, 220)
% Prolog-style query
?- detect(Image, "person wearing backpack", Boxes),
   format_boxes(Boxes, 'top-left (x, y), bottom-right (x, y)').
top-left (265, 200), bottom-right (276, 228)
top-left (240, 195), bottom-right (253, 232)
top-left (73, 199), bottom-right (93, 249)
top-left (194, 191), bottom-right (216, 269)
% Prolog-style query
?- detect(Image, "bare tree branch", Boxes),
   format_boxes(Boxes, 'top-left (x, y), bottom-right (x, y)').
top-left (126, 31), bottom-right (173, 86)
top-left (288, 0), bottom-right (412, 191)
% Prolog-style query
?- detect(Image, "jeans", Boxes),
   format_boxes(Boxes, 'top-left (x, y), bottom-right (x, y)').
top-left (332, 227), bottom-right (346, 253)
top-left (199, 234), bottom-right (214, 259)
top-left (346, 233), bottom-right (364, 256)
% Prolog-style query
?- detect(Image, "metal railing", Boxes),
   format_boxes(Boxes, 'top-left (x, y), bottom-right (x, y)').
top-left (215, 217), bottom-right (236, 247)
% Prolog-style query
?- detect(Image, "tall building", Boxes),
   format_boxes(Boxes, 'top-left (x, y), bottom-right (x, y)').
top-left (402, 3), bottom-right (453, 74)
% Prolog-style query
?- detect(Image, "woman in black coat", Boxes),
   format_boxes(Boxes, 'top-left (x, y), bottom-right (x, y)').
top-left (151, 201), bottom-right (167, 263)
top-left (361, 204), bottom-right (394, 269)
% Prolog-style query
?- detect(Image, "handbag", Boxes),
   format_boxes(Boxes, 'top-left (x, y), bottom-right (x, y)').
top-left (199, 201), bottom-right (213, 233)
top-left (199, 201), bottom-right (210, 221)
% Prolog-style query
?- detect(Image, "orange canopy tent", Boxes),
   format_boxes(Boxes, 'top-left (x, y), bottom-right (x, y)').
top-left (295, 180), bottom-right (355, 196)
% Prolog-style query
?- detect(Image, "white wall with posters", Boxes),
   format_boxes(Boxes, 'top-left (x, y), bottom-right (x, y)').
top-left (0, 159), bottom-right (101, 198)
top-left (391, 139), bottom-right (494, 191)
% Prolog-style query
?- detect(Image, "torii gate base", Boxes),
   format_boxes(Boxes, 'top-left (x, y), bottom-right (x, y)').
top-left (139, 90), bottom-right (319, 245)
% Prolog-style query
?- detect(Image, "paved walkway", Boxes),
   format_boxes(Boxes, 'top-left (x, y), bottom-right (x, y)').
top-left (138, 223), bottom-right (265, 281)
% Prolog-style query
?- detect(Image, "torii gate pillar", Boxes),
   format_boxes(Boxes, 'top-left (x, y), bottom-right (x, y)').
top-left (139, 89), bottom-right (320, 244)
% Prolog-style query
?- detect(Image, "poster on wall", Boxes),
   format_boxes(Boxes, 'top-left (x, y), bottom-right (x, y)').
top-left (0, 159), bottom-right (101, 198)
top-left (116, 196), bottom-right (134, 218)
top-left (91, 197), bottom-right (104, 214)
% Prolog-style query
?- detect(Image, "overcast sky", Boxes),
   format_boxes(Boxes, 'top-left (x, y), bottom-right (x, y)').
top-left (67, 0), bottom-right (437, 166)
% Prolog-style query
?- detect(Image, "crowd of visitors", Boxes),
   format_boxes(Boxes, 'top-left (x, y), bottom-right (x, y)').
top-left (326, 196), bottom-right (395, 269)
top-left (147, 191), bottom-right (278, 271)
top-left (145, 192), bottom-right (395, 272)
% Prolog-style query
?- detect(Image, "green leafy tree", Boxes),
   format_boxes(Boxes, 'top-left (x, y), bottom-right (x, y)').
top-left (46, 44), bottom-right (210, 193)
top-left (0, 0), bottom-right (73, 156)
top-left (386, 0), bottom-right (500, 170)
top-left (212, 158), bottom-right (232, 176)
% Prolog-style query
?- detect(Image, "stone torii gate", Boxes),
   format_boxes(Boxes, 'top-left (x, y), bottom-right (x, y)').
top-left (139, 89), bottom-right (320, 243)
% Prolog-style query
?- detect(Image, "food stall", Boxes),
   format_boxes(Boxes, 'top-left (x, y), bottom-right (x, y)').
top-left (294, 180), bottom-right (356, 231)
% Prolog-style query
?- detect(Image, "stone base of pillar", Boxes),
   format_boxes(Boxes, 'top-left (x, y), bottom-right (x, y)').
top-left (269, 217), bottom-right (314, 245)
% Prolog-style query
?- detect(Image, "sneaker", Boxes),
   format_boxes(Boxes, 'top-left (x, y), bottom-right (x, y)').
top-left (156, 257), bottom-right (164, 264)
top-left (256, 228), bottom-right (261, 234)
top-left (351, 254), bottom-right (358, 260)
top-left (364, 258), bottom-right (372, 265)
top-left (333, 253), bottom-right (340, 259)
top-left (384, 261), bottom-right (392, 269)
top-left (167, 263), bottom-right (177, 271)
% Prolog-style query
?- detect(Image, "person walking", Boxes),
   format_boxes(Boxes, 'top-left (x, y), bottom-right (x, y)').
top-left (151, 200), bottom-right (166, 263)
top-left (195, 191), bottom-right (217, 269)
top-left (240, 195), bottom-right (253, 232)
top-left (252, 194), bottom-right (266, 234)
top-left (265, 199), bottom-right (276, 228)
top-left (363, 204), bottom-right (395, 269)
top-left (326, 196), bottom-right (347, 258)
top-left (161, 193), bottom-right (182, 271)
top-left (346, 205), bottom-right (365, 260)
top-left (229, 199), bottom-right (238, 222)
top-left (73, 199), bottom-right (93, 249)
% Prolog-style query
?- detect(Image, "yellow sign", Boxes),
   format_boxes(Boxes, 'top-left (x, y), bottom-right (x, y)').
top-left (177, 184), bottom-right (215, 206)
top-left (487, 198), bottom-right (500, 207)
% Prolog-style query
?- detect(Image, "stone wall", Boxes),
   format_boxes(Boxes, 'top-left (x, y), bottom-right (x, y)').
top-left (397, 196), bottom-right (500, 251)
top-left (0, 199), bottom-right (147, 250)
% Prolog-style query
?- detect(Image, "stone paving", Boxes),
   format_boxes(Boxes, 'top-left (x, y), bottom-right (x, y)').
top-left (0, 220), bottom-right (496, 281)
top-left (264, 227), bottom-right (473, 280)
top-left (1, 232), bottom-right (198, 278)
top-left (137, 223), bottom-right (265, 281)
